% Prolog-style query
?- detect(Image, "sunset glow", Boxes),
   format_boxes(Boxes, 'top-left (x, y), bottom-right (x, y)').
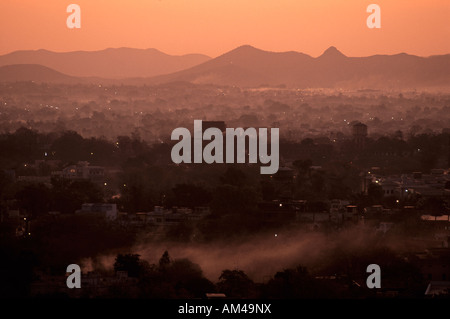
top-left (1, 0), bottom-right (449, 57)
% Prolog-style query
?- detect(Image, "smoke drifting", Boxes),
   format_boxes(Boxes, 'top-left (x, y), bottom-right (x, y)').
top-left (81, 223), bottom-right (424, 283)
top-left (134, 230), bottom-right (326, 282)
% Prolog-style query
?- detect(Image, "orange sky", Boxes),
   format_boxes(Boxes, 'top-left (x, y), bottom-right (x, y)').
top-left (0, 0), bottom-right (449, 57)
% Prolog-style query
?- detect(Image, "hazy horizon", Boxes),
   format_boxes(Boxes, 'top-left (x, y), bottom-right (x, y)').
top-left (2, 44), bottom-right (449, 89)
top-left (1, 0), bottom-right (449, 57)
top-left (2, 44), bottom-right (449, 59)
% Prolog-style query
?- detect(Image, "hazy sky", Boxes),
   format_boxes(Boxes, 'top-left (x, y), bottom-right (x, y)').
top-left (1, 0), bottom-right (449, 57)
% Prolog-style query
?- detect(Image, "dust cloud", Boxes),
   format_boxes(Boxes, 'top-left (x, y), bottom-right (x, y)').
top-left (80, 223), bottom-right (422, 282)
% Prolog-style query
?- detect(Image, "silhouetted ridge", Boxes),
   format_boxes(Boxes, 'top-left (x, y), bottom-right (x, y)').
top-left (147, 45), bottom-right (450, 89)
top-left (319, 46), bottom-right (347, 59)
top-left (0, 64), bottom-right (82, 83)
top-left (0, 48), bottom-right (211, 78)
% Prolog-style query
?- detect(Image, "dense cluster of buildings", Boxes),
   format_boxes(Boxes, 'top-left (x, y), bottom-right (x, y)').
top-left (374, 169), bottom-right (450, 199)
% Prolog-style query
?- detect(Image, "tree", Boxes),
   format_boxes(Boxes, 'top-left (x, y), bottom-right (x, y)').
top-left (263, 265), bottom-right (331, 298)
top-left (51, 178), bottom-right (103, 214)
top-left (114, 253), bottom-right (144, 278)
top-left (11, 127), bottom-right (40, 162)
top-left (166, 258), bottom-right (215, 298)
top-left (158, 250), bottom-right (171, 271)
top-left (15, 183), bottom-right (51, 218)
top-left (170, 183), bottom-right (212, 208)
top-left (51, 131), bottom-right (87, 162)
top-left (217, 269), bottom-right (256, 298)
top-left (118, 168), bottom-right (157, 213)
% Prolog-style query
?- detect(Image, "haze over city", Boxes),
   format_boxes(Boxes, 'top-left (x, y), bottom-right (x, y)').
top-left (1, 0), bottom-right (450, 303)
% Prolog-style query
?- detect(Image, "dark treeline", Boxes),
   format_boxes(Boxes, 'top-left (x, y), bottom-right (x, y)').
top-left (0, 127), bottom-right (448, 216)
top-left (104, 248), bottom-right (426, 299)
top-left (1, 127), bottom-right (448, 172)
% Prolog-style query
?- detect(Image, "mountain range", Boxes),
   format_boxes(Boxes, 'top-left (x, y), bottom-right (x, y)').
top-left (0, 48), bottom-right (211, 78)
top-left (0, 46), bottom-right (449, 89)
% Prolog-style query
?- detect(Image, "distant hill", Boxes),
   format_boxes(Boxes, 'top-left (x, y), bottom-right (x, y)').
top-left (0, 64), bottom-right (83, 83)
top-left (0, 48), bottom-right (211, 78)
top-left (147, 45), bottom-right (450, 90)
top-left (1, 46), bottom-right (449, 89)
